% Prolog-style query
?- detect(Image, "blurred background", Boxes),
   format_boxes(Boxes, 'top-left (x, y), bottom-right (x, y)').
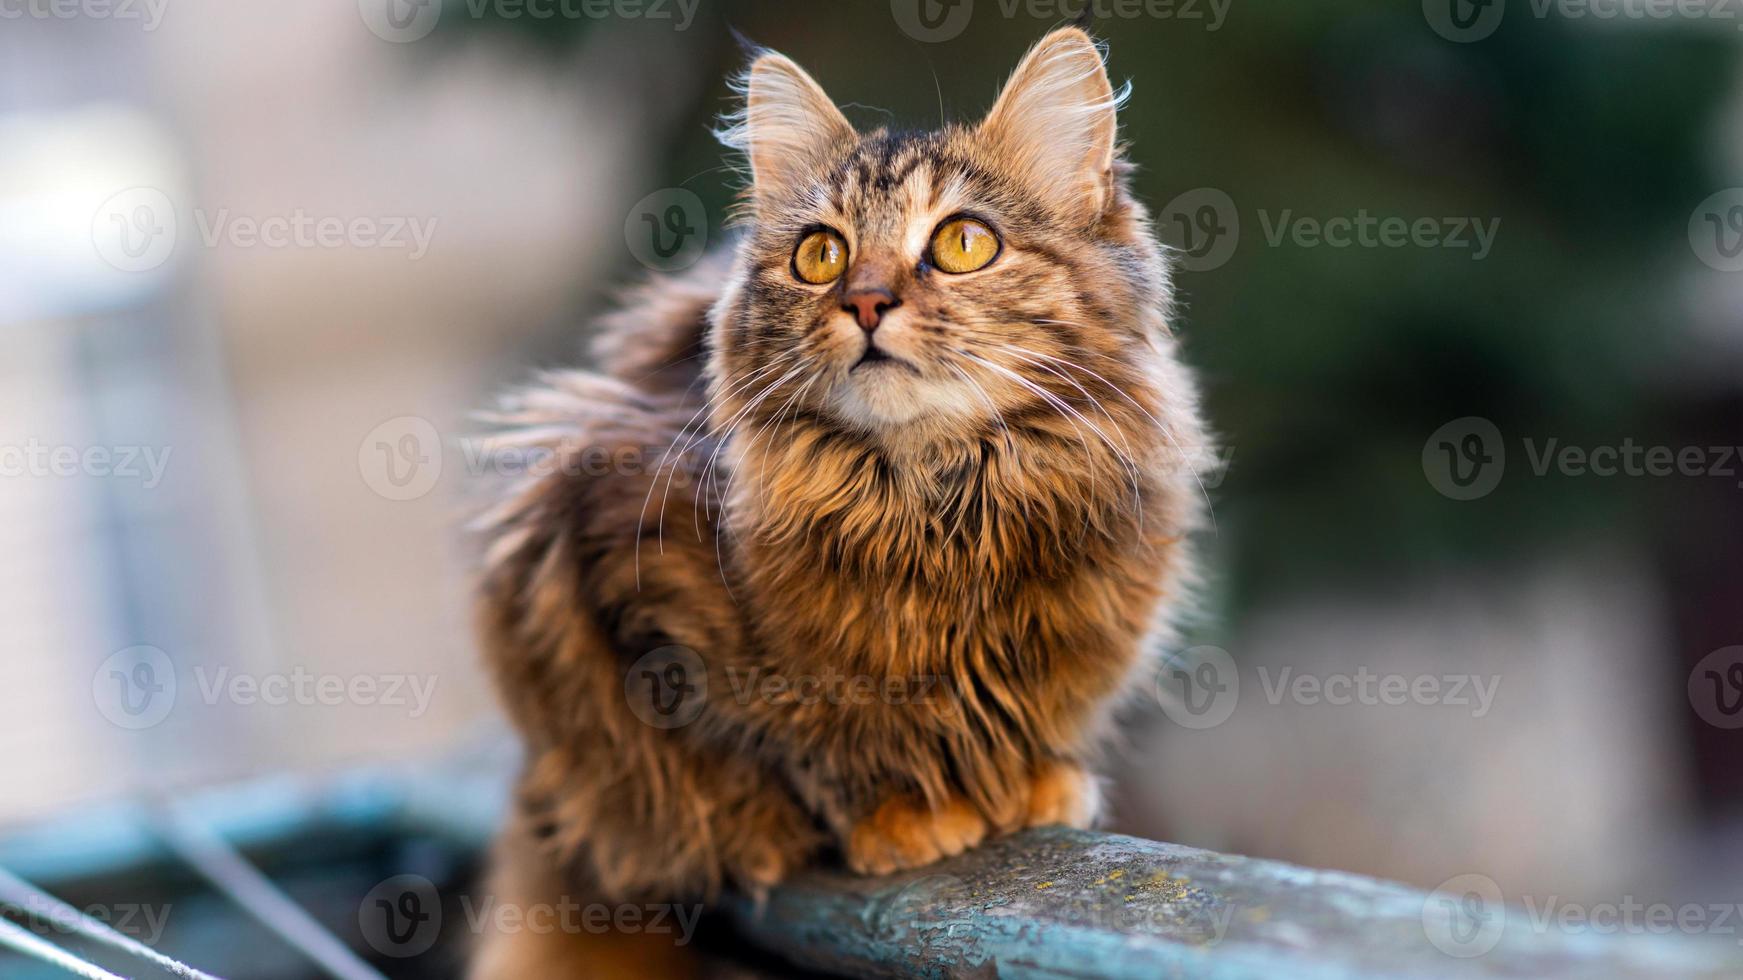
top-left (2, 0), bottom-right (1741, 975)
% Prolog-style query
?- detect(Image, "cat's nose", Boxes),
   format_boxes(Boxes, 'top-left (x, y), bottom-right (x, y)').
top-left (842, 288), bottom-right (901, 332)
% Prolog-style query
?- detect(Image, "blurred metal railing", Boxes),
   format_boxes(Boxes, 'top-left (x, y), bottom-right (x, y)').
top-left (0, 865), bottom-right (218, 980)
top-left (0, 803), bottom-right (387, 980)
top-left (0, 746), bottom-right (511, 979)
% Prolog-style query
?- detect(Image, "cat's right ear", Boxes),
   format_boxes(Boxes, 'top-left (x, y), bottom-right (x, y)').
top-left (723, 51), bottom-right (855, 208)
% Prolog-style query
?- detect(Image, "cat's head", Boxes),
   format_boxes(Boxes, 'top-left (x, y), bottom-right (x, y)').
top-left (710, 28), bottom-right (1172, 445)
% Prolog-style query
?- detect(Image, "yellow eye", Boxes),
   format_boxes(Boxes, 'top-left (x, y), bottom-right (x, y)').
top-left (930, 217), bottom-right (1000, 274)
top-left (793, 229), bottom-right (848, 284)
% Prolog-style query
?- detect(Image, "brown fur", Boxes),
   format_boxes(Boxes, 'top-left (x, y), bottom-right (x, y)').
top-left (470, 29), bottom-right (1209, 975)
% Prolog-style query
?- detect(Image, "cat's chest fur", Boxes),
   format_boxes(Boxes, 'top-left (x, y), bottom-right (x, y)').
top-left (722, 424), bottom-right (1163, 699)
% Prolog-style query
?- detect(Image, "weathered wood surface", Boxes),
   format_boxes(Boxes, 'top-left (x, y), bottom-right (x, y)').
top-left (728, 827), bottom-right (1743, 979)
top-left (10, 760), bottom-right (1741, 979)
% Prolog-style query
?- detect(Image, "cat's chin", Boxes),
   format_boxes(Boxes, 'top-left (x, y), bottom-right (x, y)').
top-left (831, 369), bottom-right (981, 431)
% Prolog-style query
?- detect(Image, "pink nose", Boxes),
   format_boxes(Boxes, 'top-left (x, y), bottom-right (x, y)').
top-left (842, 288), bottom-right (900, 332)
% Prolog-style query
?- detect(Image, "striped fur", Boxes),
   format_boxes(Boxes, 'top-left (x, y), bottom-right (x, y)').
top-left (471, 30), bottom-right (1210, 970)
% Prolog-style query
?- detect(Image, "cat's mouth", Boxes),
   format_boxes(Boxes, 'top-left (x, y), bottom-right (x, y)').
top-left (852, 344), bottom-right (920, 375)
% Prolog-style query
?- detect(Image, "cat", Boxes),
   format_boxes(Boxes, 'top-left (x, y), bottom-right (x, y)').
top-left (470, 27), bottom-right (1209, 976)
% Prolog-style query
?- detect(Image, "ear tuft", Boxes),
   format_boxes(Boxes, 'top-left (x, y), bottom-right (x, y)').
top-left (979, 29), bottom-right (1124, 220)
top-left (718, 51), bottom-right (855, 210)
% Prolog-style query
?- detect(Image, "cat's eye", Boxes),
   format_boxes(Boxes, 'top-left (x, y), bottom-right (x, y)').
top-left (930, 217), bottom-right (1000, 274)
top-left (792, 229), bottom-right (848, 284)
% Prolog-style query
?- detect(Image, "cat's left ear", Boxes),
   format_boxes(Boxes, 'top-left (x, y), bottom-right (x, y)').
top-left (979, 29), bottom-right (1123, 221)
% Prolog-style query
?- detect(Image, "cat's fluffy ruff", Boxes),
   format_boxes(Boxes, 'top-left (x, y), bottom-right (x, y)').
top-left (473, 26), bottom-right (1209, 950)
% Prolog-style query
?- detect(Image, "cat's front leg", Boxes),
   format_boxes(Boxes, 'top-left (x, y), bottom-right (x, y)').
top-left (845, 793), bottom-right (989, 875)
top-left (840, 760), bottom-right (1098, 874)
top-left (1013, 758), bottom-right (1102, 831)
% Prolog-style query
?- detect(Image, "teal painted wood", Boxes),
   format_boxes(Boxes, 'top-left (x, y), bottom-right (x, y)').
top-left (728, 827), bottom-right (1743, 979)
top-left (10, 762), bottom-right (1742, 979)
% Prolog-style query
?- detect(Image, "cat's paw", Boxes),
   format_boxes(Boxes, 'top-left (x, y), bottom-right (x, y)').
top-left (1023, 761), bottom-right (1100, 830)
top-left (846, 795), bottom-right (988, 876)
top-left (734, 840), bottom-right (791, 894)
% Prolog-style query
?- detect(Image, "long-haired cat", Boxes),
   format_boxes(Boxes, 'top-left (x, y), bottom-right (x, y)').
top-left (471, 28), bottom-right (1208, 976)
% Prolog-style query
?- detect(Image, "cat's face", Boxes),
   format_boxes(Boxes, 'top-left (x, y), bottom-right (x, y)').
top-left (711, 29), bottom-right (1171, 443)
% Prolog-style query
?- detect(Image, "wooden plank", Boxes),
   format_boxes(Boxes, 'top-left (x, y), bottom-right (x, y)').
top-left (728, 827), bottom-right (1743, 979)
